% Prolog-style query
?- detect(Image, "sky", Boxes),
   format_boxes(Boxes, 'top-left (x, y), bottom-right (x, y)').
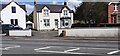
top-left (0, 0), bottom-right (83, 15)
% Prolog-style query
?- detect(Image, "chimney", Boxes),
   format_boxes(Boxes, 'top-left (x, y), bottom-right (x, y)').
top-left (64, 2), bottom-right (67, 6)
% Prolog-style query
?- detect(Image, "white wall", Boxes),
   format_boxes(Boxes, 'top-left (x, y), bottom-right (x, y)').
top-left (38, 13), bottom-right (60, 30)
top-left (1, 2), bottom-right (26, 29)
top-left (58, 28), bottom-right (119, 37)
top-left (9, 29), bottom-right (32, 36)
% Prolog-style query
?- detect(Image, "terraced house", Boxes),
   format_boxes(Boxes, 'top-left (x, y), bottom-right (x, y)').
top-left (34, 1), bottom-right (74, 30)
top-left (108, 2), bottom-right (120, 24)
top-left (0, 0), bottom-right (26, 29)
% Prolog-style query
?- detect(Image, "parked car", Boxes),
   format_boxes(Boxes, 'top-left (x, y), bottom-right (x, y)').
top-left (13, 25), bottom-right (23, 30)
top-left (1, 24), bottom-right (23, 33)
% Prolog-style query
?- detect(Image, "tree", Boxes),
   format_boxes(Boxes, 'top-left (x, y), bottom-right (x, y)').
top-left (26, 12), bottom-right (33, 22)
top-left (75, 2), bottom-right (108, 24)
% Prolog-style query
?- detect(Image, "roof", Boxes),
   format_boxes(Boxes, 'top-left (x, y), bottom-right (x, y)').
top-left (0, 1), bottom-right (26, 12)
top-left (36, 4), bottom-right (73, 13)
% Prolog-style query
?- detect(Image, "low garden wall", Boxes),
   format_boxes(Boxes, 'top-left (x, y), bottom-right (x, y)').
top-left (58, 27), bottom-right (119, 37)
top-left (9, 29), bottom-right (32, 36)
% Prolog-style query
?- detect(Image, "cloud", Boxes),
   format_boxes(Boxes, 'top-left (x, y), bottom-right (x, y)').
top-left (52, 1), bottom-right (57, 4)
top-left (0, 0), bottom-right (33, 2)
top-left (67, 0), bottom-right (82, 12)
top-left (25, 4), bottom-right (34, 15)
top-left (21, 3), bottom-right (34, 15)
top-left (0, 0), bottom-right (13, 2)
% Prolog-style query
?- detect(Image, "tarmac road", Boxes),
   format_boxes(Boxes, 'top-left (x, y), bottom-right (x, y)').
top-left (1, 39), bottom-right (120, 56)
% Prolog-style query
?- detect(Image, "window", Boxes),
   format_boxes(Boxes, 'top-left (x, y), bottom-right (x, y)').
top-left (12, 7), bottom-right (16, 13)
top-left (63, 10), bottom-right (68, 16)
top-left (114, 4), bottom-right (118, 11)
top-left (113, 16), bottom-right (116, 24)
top-left (44, 10), bottom-right (49, 16)
top-left (11, 19), bottom-right (18, 25)
top-left (61, 19), bottom-right (69, 27)
top-left (44, 19), bottom-right (50, 26)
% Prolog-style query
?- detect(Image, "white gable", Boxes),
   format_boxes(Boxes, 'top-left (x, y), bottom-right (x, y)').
top-left (1, 2), bottom-right (25, 12)
top-left (43, 6), bottom-right (49, 10)
top-left (1, 1), bottom-right (26, 29)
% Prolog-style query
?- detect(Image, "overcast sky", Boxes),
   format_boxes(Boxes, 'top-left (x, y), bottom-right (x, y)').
top-left (0, 0), bottom-right (82, 15)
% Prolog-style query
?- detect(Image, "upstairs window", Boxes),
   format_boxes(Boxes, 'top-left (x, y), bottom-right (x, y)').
top-left (63, 10), bottom-right (68, 16)
top-left (44, 10), bottom-right (49, 16)
top-left (114, 4), bottom-right (118, 11)
top-left (12, 7), bottom-right (16, 13)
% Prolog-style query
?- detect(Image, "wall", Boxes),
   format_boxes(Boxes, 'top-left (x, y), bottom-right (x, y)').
top-left (58, 28), bottom-right (119, 37)
top-left (1, 2), bottom-right (26, 29)
top-left (9, 29), bottom-right (32, 36)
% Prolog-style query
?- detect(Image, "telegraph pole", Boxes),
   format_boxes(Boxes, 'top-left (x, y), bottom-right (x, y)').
top-left (33, 0), bottom-right (37, 30)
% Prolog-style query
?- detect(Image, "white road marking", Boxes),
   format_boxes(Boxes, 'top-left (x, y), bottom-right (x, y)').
top-left (64, 48), bottom-right (80, 52)
top-left (34, 46), bottom-right (51, 51)
top-left (36, 50), bottom-right (92, 55)
top-left (107, 50), bottom-right (120, 55)
top-left (0, 48), bottom-right (8, 50)
top-left (4, 45), bottom-right (21, 50)
top-left (80, 47), bottom-right (117, 50)
top-left (34, 46), bottom-right (119, 55)
top-left (46, 46), bottom-right (117, 50)
top-left (0, 34), bottom-right (6, 36)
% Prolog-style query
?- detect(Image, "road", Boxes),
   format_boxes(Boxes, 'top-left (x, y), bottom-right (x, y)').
top-left (1, 39), bottom-right (120, 56)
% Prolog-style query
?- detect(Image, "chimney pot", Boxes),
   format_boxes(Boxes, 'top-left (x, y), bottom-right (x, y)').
top-left (64, 2), bottom-right (67, 6)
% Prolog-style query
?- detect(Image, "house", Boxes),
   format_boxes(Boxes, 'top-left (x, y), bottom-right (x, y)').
top-left (33, 1), bottom-right (74, 30)
top-left (0, 0), bottom-right (26, 29)
top-left (108, 2), bottom-right (120, 24)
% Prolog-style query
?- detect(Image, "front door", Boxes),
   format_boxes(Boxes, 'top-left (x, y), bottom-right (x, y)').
top-left (55, 19), bottom-right (58, 28)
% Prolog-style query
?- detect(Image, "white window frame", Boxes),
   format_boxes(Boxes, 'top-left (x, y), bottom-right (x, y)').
top-left (63, 10), bottom-right (68, 16)
top-left (44, 19), bottom-right (50, 26)
top-left (44, 9), bottom-right (49, 16)
top-left (114, 4), bottom-right (118, 11)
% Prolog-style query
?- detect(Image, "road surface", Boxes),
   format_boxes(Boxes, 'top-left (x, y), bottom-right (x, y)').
top-left (1, 39), bottom-right (120, 56)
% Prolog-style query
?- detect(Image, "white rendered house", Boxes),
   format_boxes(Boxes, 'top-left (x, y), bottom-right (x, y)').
top-left (34, 2), bottom-right (74, 30)
top-left (0, 1), bottom-right (26, 29)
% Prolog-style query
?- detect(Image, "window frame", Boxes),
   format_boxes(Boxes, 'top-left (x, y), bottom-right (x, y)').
top-left (11, 19), bottom-right (18, 26)
top-left (63, 10), bottom-right (68, 16)
top-left (44, 9), bottom-right (49, 16)
top-left (11, 6), bottom-right (16, 13)
top-left (44, 19), bottom-right (50, 27)
top-left (114, 4), bottom-right (118, 11)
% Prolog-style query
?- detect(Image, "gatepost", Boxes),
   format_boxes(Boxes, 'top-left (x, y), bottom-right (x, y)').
top-left (62, 30), bottom-right (66, 37)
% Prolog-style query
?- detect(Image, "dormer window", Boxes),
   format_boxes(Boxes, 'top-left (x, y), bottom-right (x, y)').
top-left (114, 4), bottom-right (118, 11)
top-left (12, 6), bottom-right (16, 13)
top-left (63, 10), bottom-right (68, 16)
top-left (44, 9), bottom-right (49, 16)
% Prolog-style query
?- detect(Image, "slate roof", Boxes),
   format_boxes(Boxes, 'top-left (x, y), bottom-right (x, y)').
top-left (36, 4), bottom-right (73, 13)
top-left (0, 1), bottom-right (26, 12)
